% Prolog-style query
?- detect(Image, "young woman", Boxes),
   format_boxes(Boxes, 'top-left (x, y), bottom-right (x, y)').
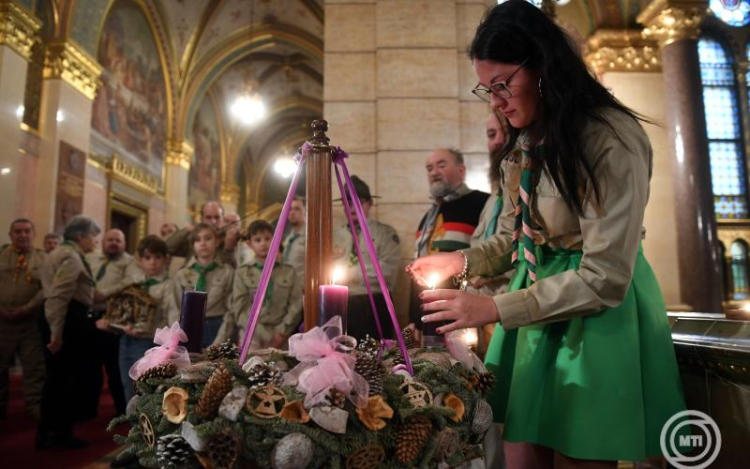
top-left (408, 2), bottom-right (686, 467)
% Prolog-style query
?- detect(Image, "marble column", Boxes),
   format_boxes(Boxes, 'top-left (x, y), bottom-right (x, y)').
top-left (639, 0), bottom-right (723, 313)
top-left (164, 139), bottom-right (193, 225)
top-left (0, 1), bottom-right (38, 244)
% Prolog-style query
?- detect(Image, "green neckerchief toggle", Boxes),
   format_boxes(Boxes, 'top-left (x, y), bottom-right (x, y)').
top-left (190, 262), bottom-right (218, 292)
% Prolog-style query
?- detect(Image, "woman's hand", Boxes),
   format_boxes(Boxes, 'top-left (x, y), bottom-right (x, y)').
top-left (406, 252), bottom-right (465, 286)
top-left (420, 289), bottom-right (500, 334)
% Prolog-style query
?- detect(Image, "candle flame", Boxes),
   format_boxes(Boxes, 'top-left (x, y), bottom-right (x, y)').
top-left (332, 266), bottom-right (345, 285)
top-left (461, 328), bottom-right (478, 347)
top-left (427, 273), bottom-right (439, 290)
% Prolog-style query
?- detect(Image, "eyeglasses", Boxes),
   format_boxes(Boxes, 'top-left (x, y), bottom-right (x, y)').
top-left (471, 59), bottom-right (529, 102)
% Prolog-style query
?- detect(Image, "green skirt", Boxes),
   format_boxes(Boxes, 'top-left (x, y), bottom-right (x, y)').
top-left (484, 246), bottom-right (687, 461)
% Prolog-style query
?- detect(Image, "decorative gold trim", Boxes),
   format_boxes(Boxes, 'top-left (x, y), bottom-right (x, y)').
top-left (44, 40), bottom-right (103, 100)
top-left (111, 155), bottom-right (158, 195)
top-left (585, 30), bottom-right (662, 75)
top-left (637, 0), bottom-right (707, 47)
top-left (0, 0), bottom-right (41, 60)
top-left (220, 182), bottom-right (240, 205)
top-left (86, 155), bottom-right (108, 172)
top-left (165, 139), bottom-right (192, 170)
top-left (109, 196), bottom-right (149, 246)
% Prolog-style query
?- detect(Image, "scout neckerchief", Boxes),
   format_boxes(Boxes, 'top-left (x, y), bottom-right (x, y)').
top-left (190, 261), bottom-right (218, 292)
top-left (416, 183), bottom-right (471, 256)
top-left (95, 258), bottom-right (111, 282)
top-left (141, 277), bottom-right (162, 292)
top-left (253, 261), bottom-right (274, 307)
top-left (483, 196), bottom-right (504, 240)
top-left (62, 240), bottom-right (95, 285)
top-left (12, 246), bottom-right (32, 283)
top-left (511, 137), bottom-right (542, 283)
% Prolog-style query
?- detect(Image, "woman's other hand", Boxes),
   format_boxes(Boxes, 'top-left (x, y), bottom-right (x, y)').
top-left (406, 251), bottom-right (465, 286)
top-left (420, 289), bottom-right (500, 333)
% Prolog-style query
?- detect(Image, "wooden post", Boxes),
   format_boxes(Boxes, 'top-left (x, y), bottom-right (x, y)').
top-left (304, 120), bottom-right (333, 330)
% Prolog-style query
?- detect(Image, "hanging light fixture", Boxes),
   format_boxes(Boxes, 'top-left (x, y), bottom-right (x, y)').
top-left (231, 0), bottom-right (266, 125)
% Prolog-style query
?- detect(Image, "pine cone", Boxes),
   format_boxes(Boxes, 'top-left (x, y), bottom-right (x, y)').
top-left (207, 430), bottom-right (240, 469)
top-left (402, 327), bottom-right (418, 350)
top-left (196, 364), bottom-right (233, 420)
top-left (355, 353), bottom-right (383, 396)
top-left (138, 362), bottom-right (177, 382)
top-left (246, 363), bottom-right (282, 389)
top-left (395, 415), bottom-right (433, 464)
top-left (206, 340), bottom-right (239, 361)
top-left (468, 372), bottom-right (495, 396)
top-left (357, 335), bottom-right (379, 356)
top-left (156, 434), bottom-right (196, 469)
top-left (326, 388), bottom-right (346, 408)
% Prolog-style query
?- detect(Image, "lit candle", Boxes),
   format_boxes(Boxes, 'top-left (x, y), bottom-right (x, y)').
top-left (180, 290), bottom-right (207, 353)
top-left (422, 273), bottom-right (448, 348)
top-left (461, 328), bottom-right (479, 348)
top-left (318, 266), bottom-right (349, 333)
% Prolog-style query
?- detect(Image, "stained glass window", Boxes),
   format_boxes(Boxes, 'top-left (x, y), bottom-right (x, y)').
top-left (731, 241), bottom-right (750, 299)
top-left (710, 0), bottom-right (750, 27)
top-left (698, 38), bottom-right (748, 219)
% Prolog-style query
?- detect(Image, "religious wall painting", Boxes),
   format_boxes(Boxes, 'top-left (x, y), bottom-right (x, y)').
top-left (188, 95), bottom-right (222, 213)
top-left (54, 141), bottom-right (86, 235)
top-left (90, 0), bottom-right (167, 182)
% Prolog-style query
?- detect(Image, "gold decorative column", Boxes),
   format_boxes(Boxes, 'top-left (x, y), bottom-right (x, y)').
top-left (221, 182), bottom-right (241, 214)
top-left (164, 139), bottom-right (193, 225)
top-left (32, 39), bottom-right (102, 236)
top-left (638, 0), bottom-right (723, 313)
top-left (585, 30), bottom-right (661, 77)
top-left (0, 0), bottom-right (39, 243)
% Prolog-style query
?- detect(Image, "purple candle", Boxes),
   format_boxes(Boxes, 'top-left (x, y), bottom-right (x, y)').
top-left (318, 267), bottom-right (348, 333)
top-left (180, 290), bottom-right (207, 353)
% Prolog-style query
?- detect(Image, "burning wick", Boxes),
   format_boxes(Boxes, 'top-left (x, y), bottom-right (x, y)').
top-left (461, 328), bottom-right (478, 347)
top-left (427, 274), bottom-right (439, 291)
top-left (332, 267), bottom-right (344, 286)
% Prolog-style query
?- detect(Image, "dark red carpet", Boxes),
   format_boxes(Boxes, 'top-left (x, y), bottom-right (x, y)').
top-left (0, 374), bottom-right (127, 469)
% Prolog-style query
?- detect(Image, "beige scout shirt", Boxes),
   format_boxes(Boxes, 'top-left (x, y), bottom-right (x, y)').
top-left (282, 225), bottom-right (306, 286)
top-left (87, 251), bottom-right (139, 300)
top-left (128, 269), bottom-right (170, 338)
top-left (168, 258), bottom-right (233, 324)
top-left (41, 242), bottom-right (95, 342)
top-left (332, 219), bottom-right (401, 296)
top-left (464, 109), bottom-right (652, 330)
top-left (468, 194), bottom-right (512, 297)
top-left (0, 245), bottom-right (46, 312)
top-left (214, 262), bottom-right (303, 346)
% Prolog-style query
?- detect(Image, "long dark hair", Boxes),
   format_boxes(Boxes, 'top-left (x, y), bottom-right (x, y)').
top-left (469, 0), bottom-right (649, 213)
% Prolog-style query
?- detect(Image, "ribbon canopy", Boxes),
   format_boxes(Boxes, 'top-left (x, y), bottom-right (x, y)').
top-left (129, 322), bottom-right (191, 380)
top-left (284, 316), bottom-right (369, 409)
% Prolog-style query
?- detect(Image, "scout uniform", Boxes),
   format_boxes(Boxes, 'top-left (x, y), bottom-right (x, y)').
top-left (118, 268), bottom-right (170, 403)
top-left (333, 218), bottom-right (401, 340)
top-left (214, 261), bottom-right (302, 349)
top-left (282, 224), bottom-right (306, 286)
top-left (38, 240), bottom-right (96, 442)
top-left (169, 258), bottom-right (233, 347)
top-left (0, 244), bottom-right (46, 418)
top-left (86, 251), bottom-right (138, 414)
top-left (469, 109), bottom-right (687, 461)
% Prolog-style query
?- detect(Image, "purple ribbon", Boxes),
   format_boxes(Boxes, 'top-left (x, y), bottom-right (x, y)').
top-left (239, 142), bottom-right (311, 363)
top-left (332, 147), bottom-right (414, 375)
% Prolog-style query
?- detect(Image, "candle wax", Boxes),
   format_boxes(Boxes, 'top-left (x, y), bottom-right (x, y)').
top-left (180, 290), bottom-right (207, 353)
top-left (319, 284), bottom-right (348, 333)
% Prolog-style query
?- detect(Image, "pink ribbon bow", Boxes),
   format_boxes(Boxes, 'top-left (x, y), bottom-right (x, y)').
top-left (129, 322), bottom-right (192, 380)
top-left (284, 316), bottom-right (369, 408)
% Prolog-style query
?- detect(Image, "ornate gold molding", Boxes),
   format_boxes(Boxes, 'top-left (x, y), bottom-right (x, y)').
top-left (111, 155), bottom-right (158, 195)
top-left (0, 0), bottom-right (40, 60)
top-left (44, 40), bottom-right (103, 100)
top-left (165, 139), bottom-right (192, 170)
top-left (585, 30), bottom-right (662, 75)
top-left (221, 182), bottom-right (240, 205)
top-left (637, 0), bottom-right (708, 47)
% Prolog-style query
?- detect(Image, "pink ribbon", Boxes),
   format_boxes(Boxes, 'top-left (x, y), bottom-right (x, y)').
top-left (332, 147), bottom-right (414, 375)
top-left (239, 142), bottom-right (311, 363)
top-left (284, 316), bottom-right (369, 408)
top-left (129, 322), bottom-right (191, 380)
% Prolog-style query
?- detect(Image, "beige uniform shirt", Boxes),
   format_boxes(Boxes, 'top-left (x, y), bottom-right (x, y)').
top-left (214, 262), bottom-right (303, 346)
top-left (168, 258), bottom-right (233, 324)
top-left (0, 245), bottom-right (46, 312)
top-left (128, 269), bottom-right (171, 339)
top-left (464, 109), bottom-right (652, 330)
top-left (282, 225), bottom-right (306, 286)
top-left (41, 242), bottom-right (95, 342)
top-left (468, 195), bottom-right (512, 297)
top-left (87, 251), bottom-right (139, 305)
top-left (332, 219), bottom-right (401, 296)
